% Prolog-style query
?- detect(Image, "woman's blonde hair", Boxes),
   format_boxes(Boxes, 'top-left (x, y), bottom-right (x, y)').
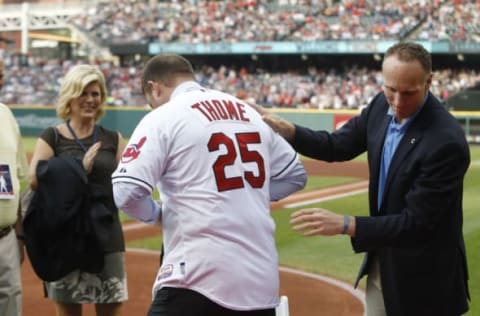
top-left (56, 64), bottom-right (107, 121)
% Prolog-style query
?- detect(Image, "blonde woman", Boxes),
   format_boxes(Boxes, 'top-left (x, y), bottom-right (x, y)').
top-left (29, 65), bottom-right (127, 316)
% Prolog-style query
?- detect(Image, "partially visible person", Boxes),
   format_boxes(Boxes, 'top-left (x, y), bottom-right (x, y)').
top-left (28, 64), bottom-right (127, 316)
top-left (0, 56), bottom-right (29, 316)
top-left (254, 42), bottom-right (470, 316)
top-left (112, 54), bottom-right (307, 316)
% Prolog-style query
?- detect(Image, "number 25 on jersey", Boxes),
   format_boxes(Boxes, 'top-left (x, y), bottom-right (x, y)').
top-left (208, 132), bottom-right (265, 192)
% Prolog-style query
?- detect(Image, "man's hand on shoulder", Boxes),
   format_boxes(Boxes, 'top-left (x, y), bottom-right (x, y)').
top-left (246, 101), bottom-right (296, 141)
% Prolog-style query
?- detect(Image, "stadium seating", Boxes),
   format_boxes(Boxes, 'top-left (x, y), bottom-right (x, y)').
top-left (0, 0), bottom-right (479, 108)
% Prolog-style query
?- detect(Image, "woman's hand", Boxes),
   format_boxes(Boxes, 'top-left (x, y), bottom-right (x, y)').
top-left (83, 141), bottom-right (102, 173)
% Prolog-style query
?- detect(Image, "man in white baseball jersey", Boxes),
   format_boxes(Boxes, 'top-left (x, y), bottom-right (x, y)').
top-left (112, 54), bottom-right (307, 316)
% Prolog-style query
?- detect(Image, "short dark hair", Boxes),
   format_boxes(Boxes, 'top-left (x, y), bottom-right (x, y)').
top-left (141, 54), bottom-right (195, 94)
top-left (384, 42), bottom-right (432, 74)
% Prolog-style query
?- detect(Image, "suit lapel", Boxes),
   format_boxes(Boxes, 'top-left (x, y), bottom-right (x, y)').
top-left (371, 115), bottom-right (392, 166)
top-left (370, 114), bottom-right (391, 211)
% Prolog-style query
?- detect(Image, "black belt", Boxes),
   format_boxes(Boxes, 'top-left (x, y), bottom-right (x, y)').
top-left (0, 226), bottom-right (12, 239)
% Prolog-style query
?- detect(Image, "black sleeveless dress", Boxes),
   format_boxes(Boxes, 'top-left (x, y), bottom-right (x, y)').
top-left (40, 125), bottom-right (128, 304)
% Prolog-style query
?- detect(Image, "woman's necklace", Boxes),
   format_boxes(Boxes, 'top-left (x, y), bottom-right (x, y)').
top-left (66, 120), bottom-right (97, 153)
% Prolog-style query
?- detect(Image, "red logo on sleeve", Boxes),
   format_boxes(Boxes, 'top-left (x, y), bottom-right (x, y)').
top-left (121, 136), bottom-right (147, 163)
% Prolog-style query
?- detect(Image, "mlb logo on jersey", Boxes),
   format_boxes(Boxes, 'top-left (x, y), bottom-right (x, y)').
top-left (121, 136), bottom-right (147, 163)
top-left (157, 264), bottom-right (174, 281)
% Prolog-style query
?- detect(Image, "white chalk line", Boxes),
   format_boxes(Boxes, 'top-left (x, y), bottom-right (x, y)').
top-left (123, 221), bottom-right (152, 231)
top-left (284, 187), bottom-right (368, 208)
top-left (279, 266), bottom-right (366, 314)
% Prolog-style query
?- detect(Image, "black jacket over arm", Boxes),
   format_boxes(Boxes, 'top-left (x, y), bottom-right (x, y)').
top-left (23, 157), bottom-right (113, 282)
top-left (292, 92), bottom-right (470, 316)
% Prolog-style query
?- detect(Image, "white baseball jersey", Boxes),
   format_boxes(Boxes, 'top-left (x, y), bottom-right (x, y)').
top-left (112, 81), bottom-right (305, 310)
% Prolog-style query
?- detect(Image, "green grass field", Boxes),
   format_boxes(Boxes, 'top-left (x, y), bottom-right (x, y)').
top-left (22, 137), bottom-right (480, 315)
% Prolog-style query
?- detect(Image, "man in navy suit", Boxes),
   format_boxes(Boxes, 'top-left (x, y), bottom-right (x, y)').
top-left (253, 42), bottom-right (470, 316)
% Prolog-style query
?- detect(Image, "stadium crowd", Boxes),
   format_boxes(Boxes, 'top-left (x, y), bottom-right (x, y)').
top-left (68, 0), bottom-right (480, 44)
top-left (0, 55), bottom-right (477, 109)
top-left (415, 0), bottom-right (480, 42)
top-left (71, 0), bottom-right (434, 44)
top-left (1, 0), bottom-right (479, 108)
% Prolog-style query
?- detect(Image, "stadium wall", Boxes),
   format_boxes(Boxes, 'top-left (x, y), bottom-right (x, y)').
top-left (10, 106), bottom-right (480, 143)
top-left (10, 106), bottom-right (347, 136)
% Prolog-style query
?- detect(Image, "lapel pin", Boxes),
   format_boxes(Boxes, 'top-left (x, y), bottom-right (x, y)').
top-left (411, 138), bottom-right (416, 144)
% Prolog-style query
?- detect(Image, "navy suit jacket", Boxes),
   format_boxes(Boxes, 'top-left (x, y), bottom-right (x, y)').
top-left (292, 92), bottom-right (470, 316)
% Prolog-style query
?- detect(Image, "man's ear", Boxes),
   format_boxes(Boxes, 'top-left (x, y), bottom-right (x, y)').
top-left (425, 72), bottom-right (433, 90)
top-left (154, 84), bottom-right (162, 98)
top-left (146, 80), bottom-right (157, 95)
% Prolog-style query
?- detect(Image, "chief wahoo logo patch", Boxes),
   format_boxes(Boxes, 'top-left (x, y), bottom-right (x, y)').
top-left (121, 136), bottom-right (147, 163)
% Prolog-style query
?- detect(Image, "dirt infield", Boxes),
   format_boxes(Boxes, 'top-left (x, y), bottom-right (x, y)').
top-left (21, 160), bottom-right (369, 316)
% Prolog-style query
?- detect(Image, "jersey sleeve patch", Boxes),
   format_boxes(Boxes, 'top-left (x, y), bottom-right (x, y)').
top-left (121, 136), bottom-right (147, 163)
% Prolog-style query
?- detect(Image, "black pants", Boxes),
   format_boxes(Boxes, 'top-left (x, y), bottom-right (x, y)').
top-left (147, 287), bottom-right (276, 316)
